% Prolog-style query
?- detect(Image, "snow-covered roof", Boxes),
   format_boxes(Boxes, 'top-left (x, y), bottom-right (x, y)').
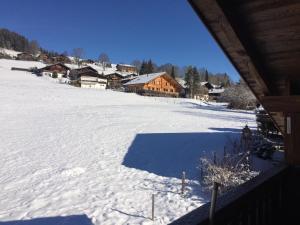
top-left (124, 72), bottom-right (166, 85)
top-left (209, 88), bottom-right (225, 94)
top-left (117, 64), bottom-right (136, 68)
top-left (176, 78), bottom-right (187, 88)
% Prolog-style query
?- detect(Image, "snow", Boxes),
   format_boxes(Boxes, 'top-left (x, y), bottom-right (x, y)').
top-left (0, 48), bottom-right (21, 57)
top-left (0, 59), bottom-right (257, 225)
top-left (124, 72), bottom-right (166, 85)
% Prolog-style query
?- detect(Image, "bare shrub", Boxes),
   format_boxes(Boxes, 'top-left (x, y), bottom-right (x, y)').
top-left (199, 133), bottom-right (259, 194)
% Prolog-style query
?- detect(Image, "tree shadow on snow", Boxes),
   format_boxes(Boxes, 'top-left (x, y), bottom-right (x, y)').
top-left (0, 215), bottom-right (93, 225)
top-left (122, 132), bottom-right (241, 180)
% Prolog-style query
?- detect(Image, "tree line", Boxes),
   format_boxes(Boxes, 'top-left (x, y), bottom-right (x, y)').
top-left (0, 28), bottom-right (40, 54)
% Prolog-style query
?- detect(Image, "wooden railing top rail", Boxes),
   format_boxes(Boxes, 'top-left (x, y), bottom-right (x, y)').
top-left (170, 164), bottom-right (289, 225)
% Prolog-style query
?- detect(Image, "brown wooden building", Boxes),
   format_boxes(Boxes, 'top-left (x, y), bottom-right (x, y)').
top-left (116, 64), bottom-right (138, 74)
top-left (39, 63), bottom-right (70, 78)
top-left (170, 1), bottom-right (300, 225)
top-left (16, 52), bottom-right (35, 61)
top-left (124, 72), bottom-right (183, 97)
top-left (69, 66), bottom-right (107, 89)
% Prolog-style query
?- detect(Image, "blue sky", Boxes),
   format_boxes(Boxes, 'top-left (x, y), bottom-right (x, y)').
top-left (0, 0), bottom-right (239, 80)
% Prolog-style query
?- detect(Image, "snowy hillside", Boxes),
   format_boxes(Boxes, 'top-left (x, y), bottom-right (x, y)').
top-left (0, 59), bottom-right (256, 225)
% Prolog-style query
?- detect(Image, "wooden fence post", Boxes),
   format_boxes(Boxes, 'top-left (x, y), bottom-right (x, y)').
top-left (152, 194), bottom-right (155, 221)
top-left (181, 171), bottom-right (186, 195)
top-left (209, 182), bottom-right (219, 225)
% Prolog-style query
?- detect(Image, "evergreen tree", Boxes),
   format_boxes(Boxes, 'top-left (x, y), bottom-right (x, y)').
top-left (192, 66), bottom-right (200, 94)
top-left (139, 60), bottom-right (147, 75)
top-left (170, 66), bottom-right (176, 78)
top-left (147, 59), bottom-right (154, 74)
top-left (184, 66), bottom-right (194, 97)
top-left (204, 69), bottom-right (209, 82)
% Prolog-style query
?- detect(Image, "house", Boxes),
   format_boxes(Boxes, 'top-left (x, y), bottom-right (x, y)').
top-left (81, 59), bottom-right (95, 65)
top-left (171, 1), bottom-right (300, 225)
top-left (200, 81), bottom-right (224, 99)
top-left (16, 52), bottom-right (35, 61)
top-left (116, 64), bottom-right (138, 74)
top-left (39, 63), bottom-right (70, 78)
top-left (69, 67), bottom-right (107, 89)
top-left (105, 72), bottom-right (125, 89)
top-left (124, 72), bottom-right (183, 97)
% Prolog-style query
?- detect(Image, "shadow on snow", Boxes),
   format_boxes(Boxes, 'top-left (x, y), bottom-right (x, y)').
top-left (122, 131), bottom-right (241, 180)
top-left (0, 215), bottom-right (93, 225)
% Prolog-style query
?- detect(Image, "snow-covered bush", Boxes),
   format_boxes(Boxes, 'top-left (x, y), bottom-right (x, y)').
top-left (199, 135), bottom-right (259, 194)
top-left (199, 154), bottom-right (258, 194)
top-left (52, 72), bottom-right (58, 79)
top-left (219, 81), bottom-right (256, 110)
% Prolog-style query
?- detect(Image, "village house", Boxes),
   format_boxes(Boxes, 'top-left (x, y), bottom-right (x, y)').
top-left (193, 81), bottom-right (225, 101)
top-left (123, 72), bottom-right (183, 97)
top-left (38, 63), bottom-right (71, 78)
top-left (16, 52), bottom-right (35, 61)
top-left (69, 66), bottom-right (107, 89)
top-left (105, 72), bottom-right (125, 89)
top-left (116, 64), bottom-right (138, 74)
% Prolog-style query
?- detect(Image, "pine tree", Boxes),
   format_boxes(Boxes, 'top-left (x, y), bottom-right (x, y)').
top-left (147, 59), bottom-right (154, 74)
top-left (139, 60), bottom-right (147, 75)
top-left (204, 69), bottom-right (209, 82)
top-left (170, 66), bottom-right (176, 78)
top-left (184, 66), bottom-right (194, 97)
top-left (192, 67), bottom-right (200, 95)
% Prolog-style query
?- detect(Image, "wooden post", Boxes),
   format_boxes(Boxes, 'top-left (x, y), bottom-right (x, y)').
top-left (151, 194), bottom-right (155, 221)
top-left (181, 171), bottom-right (186, 195)
top-left (209, 182), bottom-right (219, 225)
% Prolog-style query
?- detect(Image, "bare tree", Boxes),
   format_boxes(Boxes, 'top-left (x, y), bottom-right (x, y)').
top-left (28, 40), bottom-right (40, 55)
top-left (131, 59), bottom-right (142, 72)
top-left (98, 53), bottom-right (110, 70)
top-left (72, 48), bottom-right (84, 67)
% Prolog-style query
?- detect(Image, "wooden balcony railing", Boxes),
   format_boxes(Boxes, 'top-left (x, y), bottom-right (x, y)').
top-left (170, 164), bottom-right (294, 225)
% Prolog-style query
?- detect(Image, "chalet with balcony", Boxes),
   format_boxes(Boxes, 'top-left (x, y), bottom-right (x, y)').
top-left (124, 72), bottom-right (183, 97)
top-left (116, 64), bottom-right (138, 74)
top-left (170, 1), bottom-right (300, 225)
top-left (39, 63), bottom-right (70, 78)
top-left (69, 66), bottom-right (107, 89)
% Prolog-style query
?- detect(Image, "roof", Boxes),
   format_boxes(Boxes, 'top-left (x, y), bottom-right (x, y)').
top-left (123, 72), bottom-right (166, 85)
top-left (41, 63), bottom-right (70, 71)
top-left (117, 64), bottom-right (136, 68)
top-left (209, 88), bottom-right (224, 94)
top-left (189, 0), bottom-right (300, 134)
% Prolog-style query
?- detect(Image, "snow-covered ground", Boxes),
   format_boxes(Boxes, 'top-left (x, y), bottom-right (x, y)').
top-left (0, 59), bottom-right (256, 225)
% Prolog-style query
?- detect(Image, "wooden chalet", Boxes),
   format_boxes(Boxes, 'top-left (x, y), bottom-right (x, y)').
top-left (39, 63), bottom-right (70, 78)
top-left (105, 72), bottom-right (126, 89)
top-left (124, 72), bottom-right (183, 97)
top-left (170, 1), bottom-right (300, 225)
top-left (69, 66), bottom-right (107, 89)
top-left (116, 64), bottom-right (138, 74)
top-left (16, 52), bottom-right (35, 61)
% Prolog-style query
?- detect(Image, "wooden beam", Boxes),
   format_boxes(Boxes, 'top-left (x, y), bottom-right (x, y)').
top-left (261, 96), bottom-right (300, 112)
top-left (188, 0), bottom-right (271, 96)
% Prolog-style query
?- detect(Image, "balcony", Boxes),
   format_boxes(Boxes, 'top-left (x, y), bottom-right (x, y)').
top-left (170, 164), bottom-right (300, 225)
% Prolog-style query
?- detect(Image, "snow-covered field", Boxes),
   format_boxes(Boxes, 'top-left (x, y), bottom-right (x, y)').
top-left (0, 59), bottom-right (256, 225)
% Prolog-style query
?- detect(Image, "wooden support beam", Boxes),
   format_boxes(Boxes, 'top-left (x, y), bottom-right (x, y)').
top-left (188, 0), bottom-right (271, 96)
top-left (261, 96), bottom-right (300, 112)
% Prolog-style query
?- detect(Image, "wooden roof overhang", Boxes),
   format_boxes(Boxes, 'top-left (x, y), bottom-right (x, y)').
top-left (189, 0), bottom-right (300, 164)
